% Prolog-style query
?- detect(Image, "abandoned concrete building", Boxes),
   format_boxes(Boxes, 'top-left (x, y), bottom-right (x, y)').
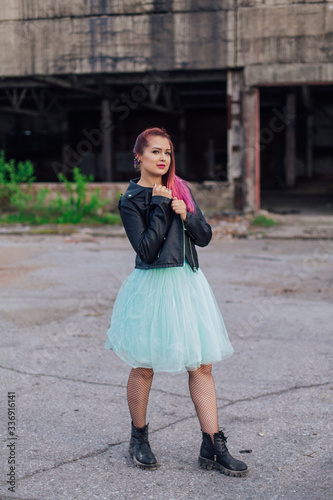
top-left (0, 0), bottom-right (332, 212)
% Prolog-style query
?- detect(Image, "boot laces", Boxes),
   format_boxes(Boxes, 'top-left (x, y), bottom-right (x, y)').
top-left (215, 430), bottom-right (229, 452)
top-left (135, 428), bottom-right (150, 446)
top-left (141, 434), bottom-right (149, 445)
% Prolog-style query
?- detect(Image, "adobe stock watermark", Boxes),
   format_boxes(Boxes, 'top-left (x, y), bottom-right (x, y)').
top-left (187, 102), bottom-right (297, 208)
top-left (242, 104), bottom-right (297, 163)
top-left (38, 265), bottom-right (128, 367)
top-left (238, 238), bottom-right (333, 337)
top-left (259, 105), bottom-right (297, 151)
top-left (51, 70), bottom-right (166, 176)
top-left (62, 265), bottom-right (127, 338)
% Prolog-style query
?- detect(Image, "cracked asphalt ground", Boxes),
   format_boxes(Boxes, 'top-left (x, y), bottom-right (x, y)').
top-left (0, 234), bottom-right (332, 500)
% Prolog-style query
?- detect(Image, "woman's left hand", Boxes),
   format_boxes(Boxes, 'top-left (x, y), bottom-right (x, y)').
top-left (171, 197), bottom-right (187, 222)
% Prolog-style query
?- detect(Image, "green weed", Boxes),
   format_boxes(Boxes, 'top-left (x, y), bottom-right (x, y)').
top-left (251, 214), bottom-right (277, 227)
top-left (0, 152), bottom-right (121, 225)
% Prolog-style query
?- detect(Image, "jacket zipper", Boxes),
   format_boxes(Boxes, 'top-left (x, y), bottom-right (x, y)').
top-left (157, 235), bottom-right (167, 259)
top-left (182, 219), bottom-right (197, 272)
top-left (188, 237), bottom-right (197, 272)
top-left (182, 219), bottom-right (186, 264)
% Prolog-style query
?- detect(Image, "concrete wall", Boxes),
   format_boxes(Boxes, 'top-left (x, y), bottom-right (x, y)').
top-left (240, 1), bottom-right (333, 85)
top-left (0, 1), bottom-right (234, 75)
top-left (1, 0), bottom-right (332, 84)
top-left (25, 180), bottom-right (234, 214)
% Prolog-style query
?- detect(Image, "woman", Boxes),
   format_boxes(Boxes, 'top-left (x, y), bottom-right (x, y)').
top-left (105, 127), bottom-right (248, 477)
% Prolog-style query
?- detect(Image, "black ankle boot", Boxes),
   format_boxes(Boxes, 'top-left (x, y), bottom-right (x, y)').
top-left (199, 430), bottom-right (248, 477)
top-left (129, 422), bottom-right (159, 470)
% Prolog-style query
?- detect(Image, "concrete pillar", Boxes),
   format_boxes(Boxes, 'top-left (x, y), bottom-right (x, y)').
top-left (302, 86), bottom-right (313, 179)
top-left (306, 114), bottom-right (314, 178)
top-left (207, 138), bottom-right (215, 179)
top-left (227, 70), bottom-right (243, 182)
top-left (284, 91), bottom-right (296, 187)
top-left (101, 98), bottom-right (112, 181)
top-left (61, 116), bottom-right (69, 175)
top-left (227, 69), bottom-right (252, 210)
top-left (242, 87), bottom-right (260, 212)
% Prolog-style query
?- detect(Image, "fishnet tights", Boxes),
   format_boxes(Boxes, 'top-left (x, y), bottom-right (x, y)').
top-left (188, 364), bottom-right (219, 442)
top-left (127, 364), bottom-right (219, 442)
top-left (127, 367), bottom-right (154, 428)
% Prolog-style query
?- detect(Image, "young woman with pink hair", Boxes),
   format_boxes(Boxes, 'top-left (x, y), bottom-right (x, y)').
top-left (105, 127), bottom-right (248, 477)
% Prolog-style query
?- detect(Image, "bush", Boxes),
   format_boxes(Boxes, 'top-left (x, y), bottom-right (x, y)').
top-left (0, 151), bottom-right (121, 225)
top-left (251, 214), bottom-right (277, 227)
top-left (50, 167), bottom-right (108, 223)
top-left (0, 150), bottom-right (35, 211)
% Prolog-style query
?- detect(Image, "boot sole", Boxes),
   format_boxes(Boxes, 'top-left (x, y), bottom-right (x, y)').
top-left (198, 455), bottom-right (248, 477)
top-left (129, 448), bottom-right (160, 470)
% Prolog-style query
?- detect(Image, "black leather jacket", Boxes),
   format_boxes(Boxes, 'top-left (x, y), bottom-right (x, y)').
top-left (119, 178), bottom-right (212, 272)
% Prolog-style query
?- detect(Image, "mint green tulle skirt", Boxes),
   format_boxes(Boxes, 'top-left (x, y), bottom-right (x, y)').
top-left (105, 260), bottom-right (234, 372)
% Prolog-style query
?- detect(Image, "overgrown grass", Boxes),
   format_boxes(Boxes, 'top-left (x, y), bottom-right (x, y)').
top-left (0, 152), bottom-right (121, 225)
top-left (0, 211), bottom-right (121, 225)
top-left (251, 214), bottom-right (277, 227)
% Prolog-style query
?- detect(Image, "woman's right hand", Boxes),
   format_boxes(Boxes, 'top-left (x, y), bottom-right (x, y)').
top-left (152, 183), bottom-right (172, 199)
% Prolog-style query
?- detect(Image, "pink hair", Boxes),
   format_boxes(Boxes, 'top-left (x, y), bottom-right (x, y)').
top-left (133, 127), bottom-right (196, 214)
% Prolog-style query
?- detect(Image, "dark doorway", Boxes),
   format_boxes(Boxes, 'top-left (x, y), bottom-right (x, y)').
top-left (260, 85), bottom-right (333, 214)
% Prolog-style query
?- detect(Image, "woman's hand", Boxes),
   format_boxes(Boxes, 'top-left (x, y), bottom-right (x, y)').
top-left (153, 183), bottom-right (173, 199)
top-left (171, 197), bottom-right (187, 221)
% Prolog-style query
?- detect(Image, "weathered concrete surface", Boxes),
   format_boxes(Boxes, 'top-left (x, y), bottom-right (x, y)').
top-left (0, 234), bottom-right (332, 500)
top-left (0, 2), bottom-right (234, 75)
top-left (1, 0), bottom-right (333, 79)
top-left (249, 213), bottom-right (333, 240)
top-left (237, 2), bottom-right (333, 66)
top-left (245, 63), bottom-right (333, 87)
top-left (1, 212), bottom-right (333, 240)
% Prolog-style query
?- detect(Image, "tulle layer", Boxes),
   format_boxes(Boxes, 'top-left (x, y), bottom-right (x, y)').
top-left (105, 261), bottom-right (234, 372)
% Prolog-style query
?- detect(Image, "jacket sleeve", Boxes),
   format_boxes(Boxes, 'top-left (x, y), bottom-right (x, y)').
top-left (120, 195), bottom-right (173, 264)
top-left (183, 192), bottom-right (212, 247)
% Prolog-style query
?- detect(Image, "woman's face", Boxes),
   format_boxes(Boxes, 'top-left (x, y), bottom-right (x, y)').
top-left (138, 136), bottom-right (171, 178)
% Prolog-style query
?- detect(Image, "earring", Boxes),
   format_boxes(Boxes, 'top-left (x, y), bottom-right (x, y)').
top-left (134, 156), bottom-right (141, 169)
top-left (134, 155), bottom-right (141, 170)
